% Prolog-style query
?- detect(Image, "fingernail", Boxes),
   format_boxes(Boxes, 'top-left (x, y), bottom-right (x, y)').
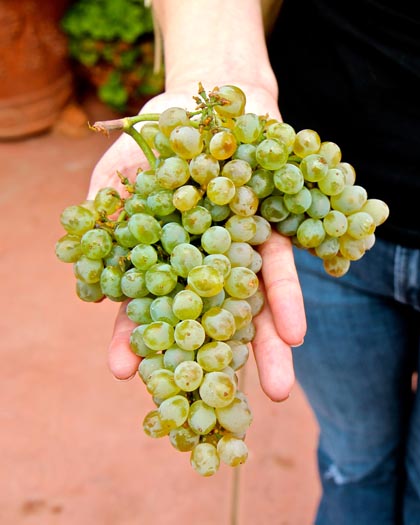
top-left (291, 338), bottom-right (304, 348)
top-left (114, 372), bottom-right (137, 382)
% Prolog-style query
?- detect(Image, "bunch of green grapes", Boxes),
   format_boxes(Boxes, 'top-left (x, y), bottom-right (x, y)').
top-left (55, 83), bottom-right (388, 476)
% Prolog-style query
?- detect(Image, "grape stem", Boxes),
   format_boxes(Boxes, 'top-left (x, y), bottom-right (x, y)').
top-left (90, 114), bottom-right (161, 169)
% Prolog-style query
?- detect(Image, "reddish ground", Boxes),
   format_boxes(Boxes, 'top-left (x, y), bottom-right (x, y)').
top-left (1, 96), bottom-right (321, 525)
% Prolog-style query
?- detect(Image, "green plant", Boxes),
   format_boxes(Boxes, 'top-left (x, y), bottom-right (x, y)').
top-left (61, 0), bottom-right (164, 111)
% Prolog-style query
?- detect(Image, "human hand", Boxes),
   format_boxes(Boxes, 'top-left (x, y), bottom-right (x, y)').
top-left (87, 84), bottom-right (306, 402)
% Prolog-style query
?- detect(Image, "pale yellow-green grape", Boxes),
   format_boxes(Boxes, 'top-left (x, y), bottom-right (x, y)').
top-left (314, 236), bottom-right (340, 260)
top-left (260, 195), bottom-right (290, 223)
top-left (296, 218), bottom-right (326, 249)
top-left (201, 307), bottom-right (236, 341)
top-left (246, 168), bottom-right (275, 199)
top-left (142, 321), bottom-right (175, 351)
top-left (143, 409), bottom-right (170, 439)
top-left (323, 210), bottom-right (348, 237)
top-left (74, 255), bottom-right (103, 284)
top-left (170, 243), bottom-right (203, 278)
top-left (306, 188), bottom-right (331, 219)
top-left (172, 289), bottom-right (203, 320)
top-left (323, 254), bottom-right (351, 277)
top-left (337, 162), bottom-right (356, 185)
top-left (273, 163), bottom-right (304, 194)
top-left (60, 205), bottom-right (96, 236)
top-left (223, 298), bottom-right (253, 330)
top-left (94, 186), bottom-right (122, 215)
top-left (169, 426), bottom-right (200, 452)
top-left (126, 298), bottom-right (153, 325)
top-left (359, 199), bottom-right (390, 226)
top-left (146, 369), bottom-right (180, 400)
top-left (187, 265), bottom-right (225, 297)
top-left (129, 325), bottom-right (154, 357)
top-left (158, 106), bottom-right (190, 137)
top-left (227, 340), bottom-right (250, 371)
top-left (256, 138), bottom-right (289, 170)
top-left (145, 263), bottom-right (178, 296)
top-left (172, 184), bottom-right (202, 212)
top-left (330, 185), bottom-right (368, 214)
top-left (233, 112), bottom-right (264, 144)
top-left (230, 321), bottom-right (256, 343)
top-left (221, 158), bottom-right (253, 186)
top-left (169, 125), bottom-right (204, 159)
top-left (138, 354), bottom-right (165, 383)
top-left (196, 341), bottom-right (233, 372)
top-left (173, 360), bottom-right (204, 391)
top-left (217, 435), bottom-right (249, 467)
top-left (209, 130), bottom-right (237, 160)
top-left (300, 153), bottom-right (329, 183)
top-left (318, 141), bottom-right (342, 167)
top-left (75, 280), bottom-right (104, 302)
top-left (174, 319), bottom-right (206, 351)
top-left (156, 156), bottom-right (191, 190)
top-left (55, 234), bottom-right (82, 263)
top-left (339, 234), bottom-right (367, 261)
top-left (158, 395), bottom-right (190, 431)
top-left (248, 249), bottom-right (263, 273)
top-left (188, 400), bottom-right (217, 435)
top-left (226, 242), bottom-right (254, 268)
top-left (248, 215), bottom-right (272, 245)
top-left (150, 296), bottom-right (178, 325)
top-left (134, 169), bottom-right (160, 198)
top-left (128, 213), bottom-right (162, 244)
top-left (139, 121), bottom-right (159, 149)
top-left (205, 176), bottom-right (236, 206)
top-left (121, 268), bottom-right (148, 298)
top-left (199, 371), bottom-right (237, 408)
top-left (203, 253), bottom-right (232, 279)
top-left (346, 211), bottom-right (376, 239)
top-left (232, 143), bottom-right (258, 168)
top-left (181, 205), bottom-right (213, 234)
top-left (215, 395), bottom-right (253, 434)
top-left (188, 152), bottom-right (220, 186)
top-left (265, 121), bottom-right (296, 152)
top-left (130, 243), bottom-right (158, 271)
top-left (213, 85), bottom-right (246, 118)
top-left (293, 128), bottom-right (321, 157)
top-left (201, 225), bottom-right (232, 254)
top-left (100, 266), bottom-right (124, 299)
top-left (163, 346), bottom-right (195, 372)
top-left (190, 442), bottom-right (220, 477)
top-left (224, 267), bottom-right (259, 299)
top-left (284, 187), bottom-right (312, 214)
top-left (317, 168), bottom-right (346, 196)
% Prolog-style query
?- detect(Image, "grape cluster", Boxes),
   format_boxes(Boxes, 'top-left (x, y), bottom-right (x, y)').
top-left (55, 84), bottom-right (388, 476)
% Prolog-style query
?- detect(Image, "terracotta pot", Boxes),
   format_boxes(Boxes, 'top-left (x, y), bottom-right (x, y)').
top-left (0, 0), bottom-right (73, 139)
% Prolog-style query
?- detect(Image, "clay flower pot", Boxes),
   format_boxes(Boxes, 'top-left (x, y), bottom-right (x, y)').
top-left (0, 0), bottom-right (73, 139)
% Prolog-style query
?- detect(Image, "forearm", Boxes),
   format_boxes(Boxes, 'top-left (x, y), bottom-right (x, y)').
top-left (152, 0), bottom-right (278, 100)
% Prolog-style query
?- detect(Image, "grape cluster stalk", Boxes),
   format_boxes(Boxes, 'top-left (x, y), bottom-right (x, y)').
top-left (55, 83), bottom-right (389, 476)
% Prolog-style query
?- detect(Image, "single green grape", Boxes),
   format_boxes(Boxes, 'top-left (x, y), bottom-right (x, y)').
top-left (55, 234), bottom-right (82, 263)
top-left (172, 289), bottom-right (203, 320)
top-left (174, 319), bottom-right (206, 351)
top-left (60, 205), bottom-right (96, 236)
top-left (173, 360), bottom-right (204, 391)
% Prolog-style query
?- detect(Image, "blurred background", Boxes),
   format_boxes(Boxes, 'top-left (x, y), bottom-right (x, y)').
top-left (0, 1), bottom-right (320, 523)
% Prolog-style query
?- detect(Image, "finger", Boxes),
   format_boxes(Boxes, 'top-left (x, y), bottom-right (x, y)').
top-left (258, 230), bottom-right (306, 346)
top-left (108, 301), bottom-right (141, 380)
top-left (252, 287), bottom-right (295, 402)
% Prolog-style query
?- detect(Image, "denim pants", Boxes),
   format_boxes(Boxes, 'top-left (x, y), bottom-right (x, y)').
top-left (292, 237), bottom-right (420, 525)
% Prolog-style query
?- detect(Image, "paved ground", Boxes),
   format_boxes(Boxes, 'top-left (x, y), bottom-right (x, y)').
top-left (1, 96), bottom-right (321, 525)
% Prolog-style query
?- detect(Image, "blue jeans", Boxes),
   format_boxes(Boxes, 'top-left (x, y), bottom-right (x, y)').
top-left (292, 237), bottom-right (420, 525)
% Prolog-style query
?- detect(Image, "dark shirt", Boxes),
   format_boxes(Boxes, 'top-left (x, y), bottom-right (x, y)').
top-left (267, 0), bottom-right (420, 247)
